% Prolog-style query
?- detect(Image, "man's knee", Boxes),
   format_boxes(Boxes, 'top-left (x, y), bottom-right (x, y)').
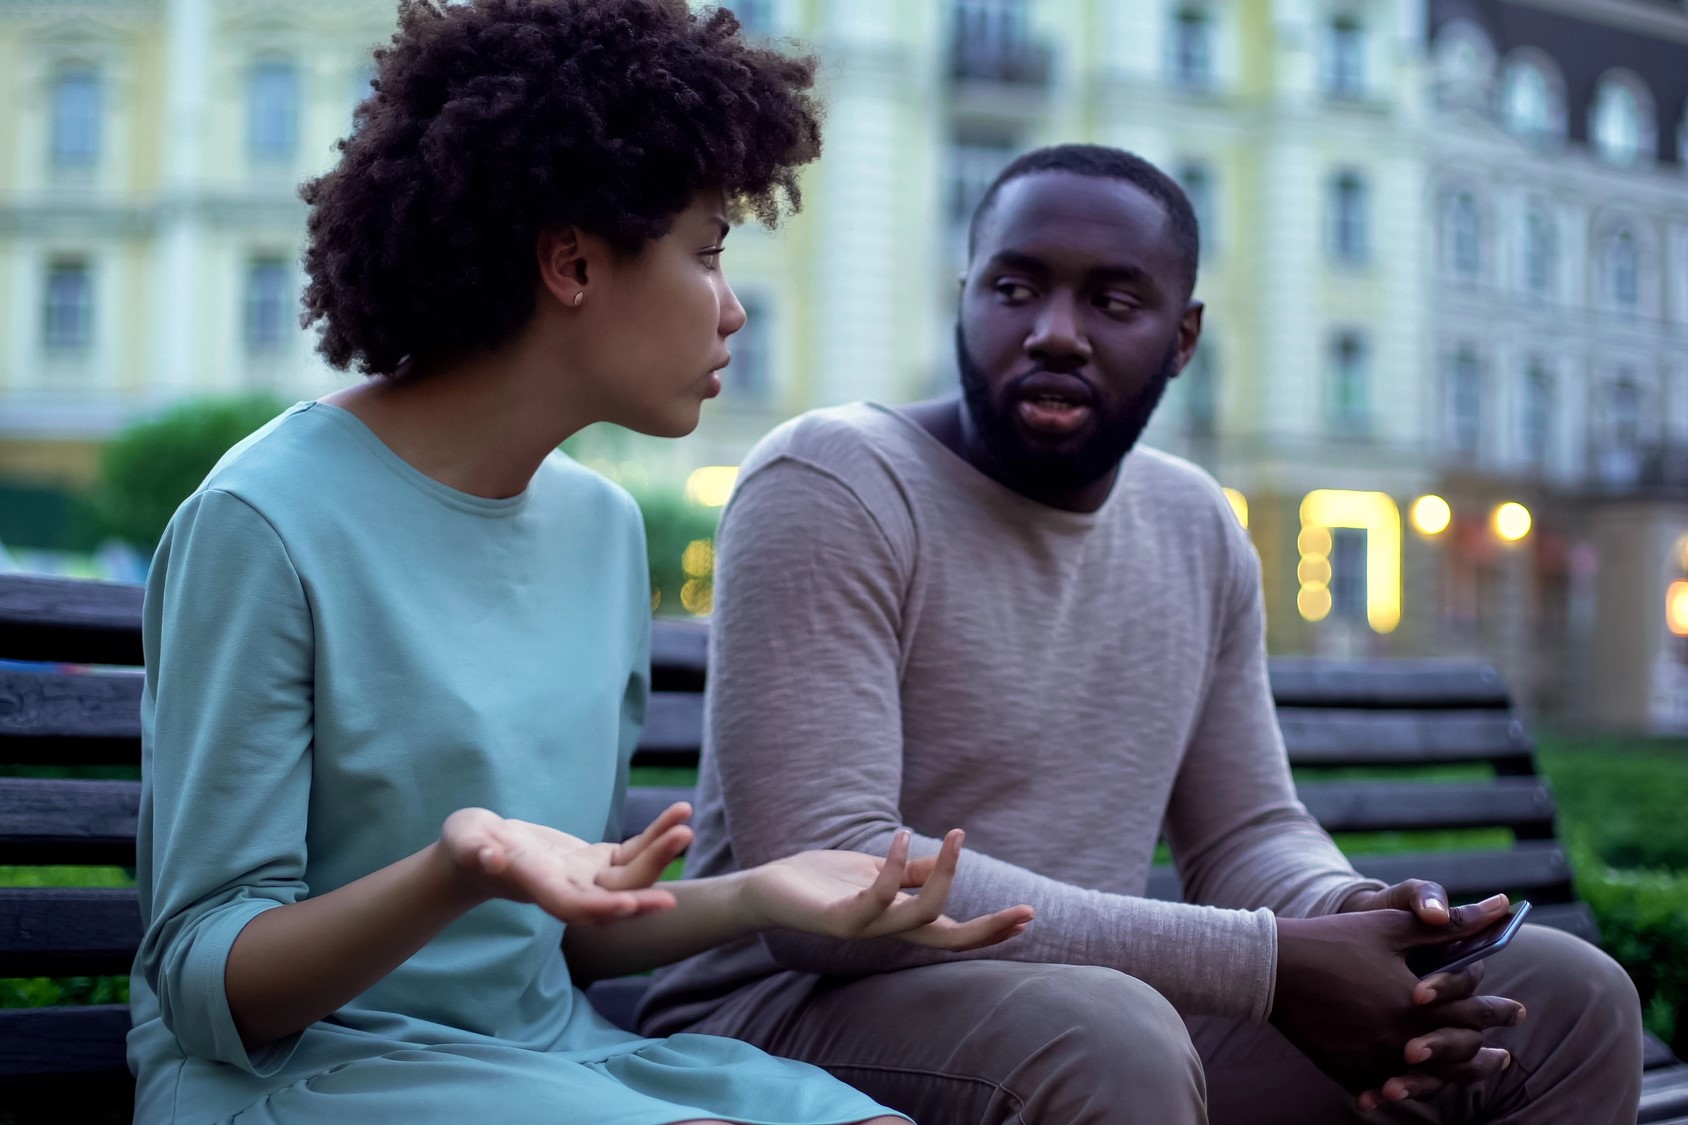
top-left (1498, 924), bottom-right (1641, 1057)
top-left (962, 964), bottom-right (1204, 1117)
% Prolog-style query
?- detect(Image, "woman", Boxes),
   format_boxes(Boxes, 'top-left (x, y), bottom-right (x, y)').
top-left (127, 2), bottom-right (1033, 1121)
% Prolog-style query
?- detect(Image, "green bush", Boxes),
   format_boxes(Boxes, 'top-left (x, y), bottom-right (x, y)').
top-left (1572, 841), bottom-right (1688, 1058)
top-left (95, 394), bottom-right (291, 551)
top-left (626, 483), bottom-right (721, 617)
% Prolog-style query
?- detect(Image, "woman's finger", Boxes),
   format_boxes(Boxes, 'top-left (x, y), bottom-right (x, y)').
top-left (866, 830), bottom-right (963, 935)
top-left (598, 825), bottom-right (692, 890)
top-left (614, 802), bottom-right (693, 866)
top-left (892, 905), bottom-right (1035, 950)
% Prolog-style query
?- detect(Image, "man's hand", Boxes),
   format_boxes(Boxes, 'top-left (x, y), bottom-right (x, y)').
top-left (1337, 884), bottom-right (1526, 1111)
top-left (742, 828), bottom-right (1035, 950)
top-left (1271, 900), bottom-right (1525, 1110)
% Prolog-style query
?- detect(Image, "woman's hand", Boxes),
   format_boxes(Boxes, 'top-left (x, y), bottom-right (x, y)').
top-left (439, 802), bottom-right (694, 926)
top-left (741, 828), bottom-right (1034, 950)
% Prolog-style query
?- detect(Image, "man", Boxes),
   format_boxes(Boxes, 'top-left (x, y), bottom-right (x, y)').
top-left (639, 145), bottom-right (1641, 1123)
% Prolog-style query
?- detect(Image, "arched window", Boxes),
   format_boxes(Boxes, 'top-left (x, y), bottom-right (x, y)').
top-left (1591, 72), bottom-right (1654, 165)
top-left (1448, 191), bottom-right (1480, 279)
top-left (1524, 207), bottom-right (1554, 296)
top-left (50, 63), bottom-right (102, 170)
top-left (1323, 15), bottom-right (1366, 99)
top-left (1607, 228), bottom-right (1640, 309)
top-left (1327, 331), bottom-right (1369, 431)
top-left (1521, 360), bottom-right (1554, 470)
top-left (1329, 171), bottom-right (1368, 265)
top-left (1448, 347), bottom-right (1482, 458)
top-left (249, 57), bottom-right (300, 162)
top-left (1169, 5), bottom-right (1215, 89)
top-left (1499, 55), bottom-right (1562, 141)
top-left (1431, 19), bottom-right (1493, 109)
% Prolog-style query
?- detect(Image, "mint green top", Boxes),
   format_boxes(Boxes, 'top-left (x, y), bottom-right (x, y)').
top-left (128, 402), bottom-right (900, 1124)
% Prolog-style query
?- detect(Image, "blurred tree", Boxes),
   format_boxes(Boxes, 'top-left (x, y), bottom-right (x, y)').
top-left (626, 482), bottom-right (721, 617)
top-left (95, 395), bottom-right (289, 551)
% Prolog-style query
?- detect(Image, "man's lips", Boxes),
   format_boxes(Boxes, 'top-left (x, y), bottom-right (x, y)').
top-left (1010, 372), bottom-right (1095, 436)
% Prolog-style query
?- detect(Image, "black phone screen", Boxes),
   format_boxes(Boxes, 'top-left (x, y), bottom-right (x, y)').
top-left (1405, 901), bottom-right (1532, 978)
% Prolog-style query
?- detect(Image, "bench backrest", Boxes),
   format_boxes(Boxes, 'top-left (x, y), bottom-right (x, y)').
top-left (0, 573), bottom-right (1595, 1099)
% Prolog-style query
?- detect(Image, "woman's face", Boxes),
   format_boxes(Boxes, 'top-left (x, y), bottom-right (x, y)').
top-left (574, 190), bottom-right (746, 438)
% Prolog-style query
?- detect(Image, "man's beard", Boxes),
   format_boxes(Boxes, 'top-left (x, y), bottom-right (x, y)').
top-left (956, 323), bottom-right (1179, 496)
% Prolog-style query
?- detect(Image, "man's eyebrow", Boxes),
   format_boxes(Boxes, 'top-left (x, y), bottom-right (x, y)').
top-left (991, 248), bottom-right (1162, 294)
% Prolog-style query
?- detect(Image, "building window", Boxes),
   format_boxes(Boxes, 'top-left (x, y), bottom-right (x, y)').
top-left (1592, 74), bottom-right (1653, 166)
top-left (50, 64), bottom-right (102, 171)
top-left (1329, 171), bottom-right (1368, 265)
top-left (1449, 348), bottom-right (1482, 458)
top-left (951, 0), bottom-right (1045, 83)
top-left (1330, 527), bottom-right (1368, 622)
top-left (249, 58), bottom-right (300, 162)
top-left (1500, 57), bottom-right (1560, 141)
top-left (1169, 6), bottom-right (1214, 90)
top-left (1521, 361), bottom-right (1554, 472)
top-left (1524, 208), bottom-right (1554, 296)
top-left (245, 257), bottom-right (292, 352)
top-left (726, 294), bottom-right (771, 404)
top-left (1184, 344), bottom-right (1216, 440)
top-left (1323, 16), bottom-right (1365, 99)
top-left (1448, 192), bottom-right (1480, 280)
top-left (43, 259), bottom-right (93, 352)
top-left (1175, 161), bottom-right (1215, 254)
top-left (1327, 331), bottom-right (1369, 433)
top-left (948, 130), bottom-right (1019, 260)
top-left (722, 0), bottom-right (775, 36)
top-left (1608, 229), bottom-right (1640, 309)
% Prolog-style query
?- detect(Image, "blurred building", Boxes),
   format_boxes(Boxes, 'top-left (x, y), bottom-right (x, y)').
top-left (2, 0), bottom-right (1687, 729)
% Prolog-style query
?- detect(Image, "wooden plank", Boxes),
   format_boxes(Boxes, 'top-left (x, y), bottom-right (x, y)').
top-left (0, 669), bottom-right (144, 766)
top-left (650, 619), bottom-right (708, 693)
top-left (1646, 1033), bottom-right (1683, 1072)
top-left (0, 576), bottom-right (143, 668)
top-left (632, 692), bottom-right (703, 768)
top-left (0, 778), bottom-right (139, 867)
top-left (1149, 843), bottom-right (1576, 905)
top-left (1641, 1064), bottom-right (1688, 1124)
top-left (620, 787), bottom-right (696, 841)
top-left (1280, 709), bottom-right (1532, 768)
top-left (1270, 658), bottom-right (1510, 709)
top-left (1296, 779), bottom-right (1555, 834)
top-left (0, 1005), bottom-right (131, 1082)
top-left (0, 888), bottom-right (141, 977)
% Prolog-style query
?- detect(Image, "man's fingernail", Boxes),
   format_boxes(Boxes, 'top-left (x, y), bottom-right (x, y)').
top-left (1501, 1052), bottom-right (1512, 1070)
top-left (1420, 987), bottom-right (1438, 1003)
top-left (1479, 893), bottom-right (1508, 910)
top-left (1424, 898), bottom-right (1444, 914)
top-left (1516, 1006), bottom-right (1527, 1024)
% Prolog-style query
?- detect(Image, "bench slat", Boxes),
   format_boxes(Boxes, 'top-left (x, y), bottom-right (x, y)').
top-left (1642, 1064), bottom-right (1688, 1123)
top-left (1297, 778), bottom-right (1555, 834)
top-left (0, 576), bottom-right (143, 668)
top-left (634, 693), bottom-right (704, 767)
top-left (1280, 709), bottom-right (1532, 768)
top-left (0, 670), bottom-right (145, 766)
top-left (1269, 658), bottom-right (1510, 709)
top-left (0, 778), bottom-right (139, 867)
top-left (0, 1005), bottom-right (132, 1082)
top-left (0, 888), bottom-right (141, 978)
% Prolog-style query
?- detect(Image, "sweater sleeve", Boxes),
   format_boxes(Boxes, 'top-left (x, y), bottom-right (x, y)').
top-left (1163, 522), bottom-right (1386, 948)
top-left (135, 488), bottom-right (315, 1074)
top-left (705, 457), bottom-right (1289, 1023)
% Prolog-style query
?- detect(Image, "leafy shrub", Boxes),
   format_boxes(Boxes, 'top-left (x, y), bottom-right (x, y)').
top-left (1572, 840), bottom-right (1688, 1058)
top-left (1538, 737), bottom-right (1688, 871)
top-left (625, 483), bottom-right (721, 617)
top-left (95, 394), bottom-right (290, 551)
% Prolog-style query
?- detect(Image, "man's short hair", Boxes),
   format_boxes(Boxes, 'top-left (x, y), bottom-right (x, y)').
top-left (967, 143), bottom-right (1201, 300)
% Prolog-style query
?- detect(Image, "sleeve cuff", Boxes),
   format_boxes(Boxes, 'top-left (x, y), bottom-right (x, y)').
top-left (182, 899), bottom-right (304, 1076)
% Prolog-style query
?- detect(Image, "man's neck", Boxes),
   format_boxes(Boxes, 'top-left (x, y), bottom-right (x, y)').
top-left (898, 396), bottom-right (1119, 514)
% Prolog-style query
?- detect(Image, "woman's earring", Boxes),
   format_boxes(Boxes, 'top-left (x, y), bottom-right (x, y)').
top-left (572, 292), bottom-right (585, 307)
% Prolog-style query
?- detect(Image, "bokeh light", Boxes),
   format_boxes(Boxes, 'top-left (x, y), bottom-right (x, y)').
top-left (685, 466), bottom-right (739, 508)
top-left (1493, 502), bottom-right (1533, 543)
top-left (1410, 494), bottom-right (1452, 537)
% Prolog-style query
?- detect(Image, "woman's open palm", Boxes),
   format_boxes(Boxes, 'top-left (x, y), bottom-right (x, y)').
top-left (746, 828), bottom-right (1033, 950)
top-left (440, 803), bottom-right (694, 926)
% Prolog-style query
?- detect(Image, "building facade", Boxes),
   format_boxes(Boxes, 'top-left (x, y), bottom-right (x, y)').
top-left (3, 0), bottom-right (1687, 728)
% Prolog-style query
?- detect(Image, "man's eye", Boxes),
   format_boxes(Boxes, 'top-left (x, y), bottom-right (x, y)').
top-left (1097, 293), bottom-right (1139, 315)
top-left (995, 281), bottom-right (1034, 301)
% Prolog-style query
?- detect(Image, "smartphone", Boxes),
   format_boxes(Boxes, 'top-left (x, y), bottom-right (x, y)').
top-left (1405, 900), bottom-right (1532, 979)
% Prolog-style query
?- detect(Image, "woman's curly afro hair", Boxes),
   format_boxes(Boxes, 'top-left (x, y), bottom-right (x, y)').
top-left (300, 0), bottom-right (822, 377)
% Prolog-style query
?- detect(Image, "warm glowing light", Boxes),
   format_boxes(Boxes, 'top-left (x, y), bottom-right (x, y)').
top-left (1410, 495), bottom-right (1452, 537)
top-left (1297, 556), bottom-right (1333, 586)
top-left (681, 539), bottom-right (715, 579)
top-left (1299, 490), bottom-right (1402, 634)
top-left (680, 578), bottom-right (713, 616)
top-left (1297, 584), bottom-right (1333, 622)
top-left (1222, 488), bottom-right (1248, 528)
top-left (650, 588), bottom-right (662, 612)
top-left (1492, 502), bottom-right (1533, 543)
top-left (1670, 582), bottom-right (1688, 637)
top-left (1297, 526), bottom-right (1333, 557)
top-left (685, 465), bottom-right (740, 508)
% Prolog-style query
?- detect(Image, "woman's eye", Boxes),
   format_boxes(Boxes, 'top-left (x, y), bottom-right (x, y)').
top-left (700, 248), bottom-right (724, 270)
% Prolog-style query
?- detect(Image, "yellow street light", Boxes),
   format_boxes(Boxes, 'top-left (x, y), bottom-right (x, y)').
top-left (1493, 502), bottom-right (1533, 543)
top-left (685, 465), bottom-right (740, 508)
top-left (1669, 581), bottom-right (1688, 638)
top-left (1410, 495), bottom-right (1452, 537)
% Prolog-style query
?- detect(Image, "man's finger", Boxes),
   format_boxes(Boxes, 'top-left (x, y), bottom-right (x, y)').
top-left (1412, 880), bottom-right (1451, 925)
top-left (1420, 994), bottom-right (1527, 1031)
top-left (1404, 1027), bottom-right (1484, 1067)
top-left (1400, 894), bottom-right (1510, 947)
top-left (1414, 960), bottom-right (1484, 1005)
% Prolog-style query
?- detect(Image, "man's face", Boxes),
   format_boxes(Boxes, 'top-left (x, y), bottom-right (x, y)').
top-left (957, 172), bottom-right (1202, 495)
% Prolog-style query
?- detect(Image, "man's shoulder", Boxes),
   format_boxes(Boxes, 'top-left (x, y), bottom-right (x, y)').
top-left (1125, 445), bottom-right (1241, 523)
top-left (744, 402), bottom-right (916, 475)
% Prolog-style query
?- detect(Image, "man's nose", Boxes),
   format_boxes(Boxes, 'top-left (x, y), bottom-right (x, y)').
top-left (1025, 295), bottom-right (1090, 369)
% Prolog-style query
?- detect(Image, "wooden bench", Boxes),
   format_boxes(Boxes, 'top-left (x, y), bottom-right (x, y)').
top-left (3, 573), bottom-right (1686, 1122)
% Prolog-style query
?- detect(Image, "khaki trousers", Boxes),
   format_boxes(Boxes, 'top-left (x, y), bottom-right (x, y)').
top-left (671, 925), bottom-right (1642, 1124)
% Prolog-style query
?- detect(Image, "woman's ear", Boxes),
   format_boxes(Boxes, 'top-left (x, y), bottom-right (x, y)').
top-left (536, 227), bottom-right (589, 309)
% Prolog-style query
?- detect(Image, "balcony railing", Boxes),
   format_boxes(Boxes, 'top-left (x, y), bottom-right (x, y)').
top-left (950, 0), bottom-right (1052, 86)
